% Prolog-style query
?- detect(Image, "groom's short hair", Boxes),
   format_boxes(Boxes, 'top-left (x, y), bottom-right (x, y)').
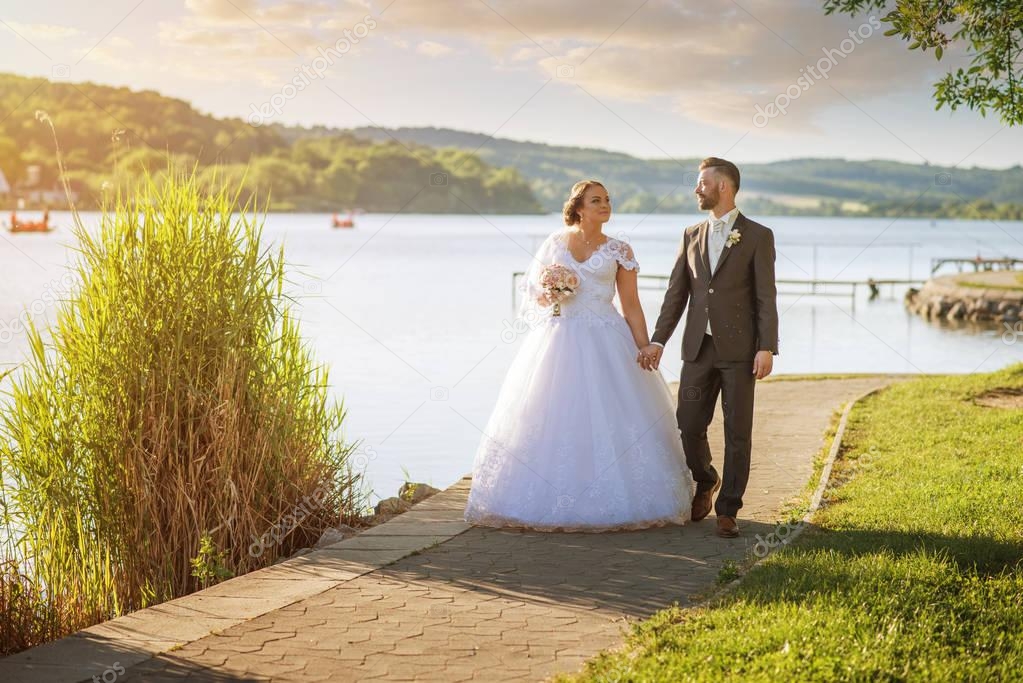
top-left (699, 157), bottom-right (740, 192)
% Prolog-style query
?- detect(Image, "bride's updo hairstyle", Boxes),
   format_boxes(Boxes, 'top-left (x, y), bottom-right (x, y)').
top-left (563, 180), bottom-right (606, 226)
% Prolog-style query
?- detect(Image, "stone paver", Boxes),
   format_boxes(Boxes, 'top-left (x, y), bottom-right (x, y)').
top-left (2, 377), bottom-right (891, 683)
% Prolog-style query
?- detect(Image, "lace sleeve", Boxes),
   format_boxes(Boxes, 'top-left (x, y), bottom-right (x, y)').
top-left (610, 239), bottom-right (639, 272)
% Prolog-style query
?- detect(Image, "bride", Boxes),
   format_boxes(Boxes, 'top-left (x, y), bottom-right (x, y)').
top-left (464, 180), bottom-right (694, 532)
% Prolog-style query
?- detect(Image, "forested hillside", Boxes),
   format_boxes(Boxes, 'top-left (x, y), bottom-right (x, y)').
top-left (0, 74), bottom-right (540, 213)
top-left (347, 127), bottom-right (1023, 217)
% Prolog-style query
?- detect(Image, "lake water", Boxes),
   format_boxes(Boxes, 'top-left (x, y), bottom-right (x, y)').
top-left (2, 211), bottom-right (1022, 503)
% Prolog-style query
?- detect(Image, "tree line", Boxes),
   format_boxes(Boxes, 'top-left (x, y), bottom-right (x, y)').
top-left (0, 74), bottom-right (541, 214)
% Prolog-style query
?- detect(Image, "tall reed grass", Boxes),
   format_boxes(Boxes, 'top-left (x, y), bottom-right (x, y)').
top-left (0, 167), bottom-right (361, 654)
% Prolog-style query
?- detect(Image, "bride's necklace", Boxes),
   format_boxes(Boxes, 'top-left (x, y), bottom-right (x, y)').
top-left (574, 228), bottom-right (603, 247)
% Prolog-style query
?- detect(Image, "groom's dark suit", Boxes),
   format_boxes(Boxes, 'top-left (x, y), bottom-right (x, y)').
top-left (651, 211), bottom-right (778, 517)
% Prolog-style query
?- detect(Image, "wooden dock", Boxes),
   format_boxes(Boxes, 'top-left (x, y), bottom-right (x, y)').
top-left (931, 257), bottom-right (1023, 275)
top-left (512, 273), bottom-right (924, 312)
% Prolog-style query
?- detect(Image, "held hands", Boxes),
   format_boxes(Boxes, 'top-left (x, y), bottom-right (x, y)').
top-left (753, 350), bottom-right (773, 380)
top-left (636, 346), bottom-right (771, 376)
top-left (637, 346), bottom-right (772, 376)
top-left (636, 343), bottom-right (663, 371)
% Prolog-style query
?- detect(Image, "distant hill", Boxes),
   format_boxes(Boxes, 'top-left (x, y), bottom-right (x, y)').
top-left (0, 74), bottom-right (540, 214)
top-left (2, 72), bottom-right (1022, 218)
top-left (343, 126), bottom-right (1023, 217)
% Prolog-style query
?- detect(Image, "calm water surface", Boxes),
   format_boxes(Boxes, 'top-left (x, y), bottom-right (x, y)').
top-left (2, 211), bottom-right (1021, 501)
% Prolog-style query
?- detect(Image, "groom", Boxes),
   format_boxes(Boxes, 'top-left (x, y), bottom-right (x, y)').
top-left (638, 157), bottom-right (779, 539)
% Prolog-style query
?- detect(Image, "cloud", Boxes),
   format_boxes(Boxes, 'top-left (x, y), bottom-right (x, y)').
top-left (416, 40), bottom-right (453, 57)
top-left (162, 0), bottom-right (371, 57)
top-left (149, 0), bottom-right (381, 96)
top-left (179, 0), bottom-right (368, 29)
top-left (510, 46), bottom-right (545, 62)
top-left (157, 19), bottom-right (309, 58)
top-left (116, 0), bottom-right (954, 135)
top-left (377, 0), bottom-right (950, 132)
top-left (4, 21), bottom-right (82, 40)
top-left (182, 0), bottom-right (257, 24)
top-left (105, 36), bottom-right (134, 49)
top-left (73, 36), bottom-right (278, 85)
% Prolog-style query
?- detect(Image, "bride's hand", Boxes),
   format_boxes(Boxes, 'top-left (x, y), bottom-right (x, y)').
top-left (636, 344), bottom-right (663, 371)
top-left (538, 290), bottom-right (564, 307)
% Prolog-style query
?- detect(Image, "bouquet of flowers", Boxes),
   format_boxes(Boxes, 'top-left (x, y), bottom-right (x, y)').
top-left (539, 264), bottom-right (580, 317)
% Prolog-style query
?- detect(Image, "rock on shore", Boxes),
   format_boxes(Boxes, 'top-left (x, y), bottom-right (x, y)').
top-left (310, 481), bottom-right (444, 551)
top-left (905, 273), bottom-right (1022, 324)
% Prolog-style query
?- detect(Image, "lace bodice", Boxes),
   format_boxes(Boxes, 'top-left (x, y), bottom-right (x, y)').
top-left (520, 231), bottom-right (639, 324)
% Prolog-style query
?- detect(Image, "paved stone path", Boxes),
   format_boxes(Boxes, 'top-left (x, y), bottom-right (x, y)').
top-left (3, 377), bottom-right (893, 683)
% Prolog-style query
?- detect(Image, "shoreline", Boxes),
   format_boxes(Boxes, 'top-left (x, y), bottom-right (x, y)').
top-left (906, 271), bottom-right (1023, 325)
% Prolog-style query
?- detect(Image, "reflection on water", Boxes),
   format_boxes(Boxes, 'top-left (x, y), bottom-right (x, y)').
top-left (0, 212), bottom-right (1021, 501)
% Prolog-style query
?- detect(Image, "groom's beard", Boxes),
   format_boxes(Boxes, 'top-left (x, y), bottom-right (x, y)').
top-left (697, 194), bottom-right (716, 211)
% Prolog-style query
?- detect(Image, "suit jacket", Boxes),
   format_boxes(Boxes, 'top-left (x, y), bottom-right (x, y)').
top-left (651, 212), bottom-right (779, 362)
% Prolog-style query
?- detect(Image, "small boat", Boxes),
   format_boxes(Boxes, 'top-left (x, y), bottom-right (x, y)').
top-left (7, 211), bottom-right (55, 233)
top-left (9, 221), bottom-right (55, 233)
top-left (332, 212), bottom-right (355, 229)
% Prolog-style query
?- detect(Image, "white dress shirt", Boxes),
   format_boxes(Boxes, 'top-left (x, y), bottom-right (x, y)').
top-left (651, 207), bottom-right (738, 349)
top-left (705, 207), bottom-right (738, 335)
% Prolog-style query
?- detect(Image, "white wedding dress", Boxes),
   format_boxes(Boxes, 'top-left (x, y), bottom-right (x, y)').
top-left (464, 230), bottom-right (694, 532)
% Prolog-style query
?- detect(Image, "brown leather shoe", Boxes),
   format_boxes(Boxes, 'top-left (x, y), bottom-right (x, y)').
top-left (691, 478), bottom-right (721, 522)
top-left (716, 515), bottom-right (739, 538)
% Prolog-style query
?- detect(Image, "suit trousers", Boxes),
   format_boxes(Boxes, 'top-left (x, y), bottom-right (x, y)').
top-left (677, 334), bottom-right (756, 517)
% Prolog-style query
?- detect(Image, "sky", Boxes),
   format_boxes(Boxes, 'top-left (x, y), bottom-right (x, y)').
top-left (1, 0), bottom-right (1020, 169)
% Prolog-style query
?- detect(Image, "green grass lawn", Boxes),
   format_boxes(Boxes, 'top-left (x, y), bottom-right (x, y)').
top-left (562, 367), bottom-right (1023, 682)
top-left (957, 273), bottom-right (1023, 291)
top-left (760, 373), bottom-right (913, 383)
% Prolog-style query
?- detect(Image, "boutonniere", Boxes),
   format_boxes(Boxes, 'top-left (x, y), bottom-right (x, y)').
top-left (725, 229), bottom-right (742, 248)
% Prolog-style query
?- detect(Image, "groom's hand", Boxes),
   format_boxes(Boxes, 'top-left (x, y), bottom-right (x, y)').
top-left (753, 350), bottom-right (773, 379)
top-left (637, 344), bottom-right (663, 371)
